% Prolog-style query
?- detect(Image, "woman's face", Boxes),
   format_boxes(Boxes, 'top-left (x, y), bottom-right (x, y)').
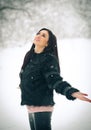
top-left (33, 30), bottom-right (49, 48)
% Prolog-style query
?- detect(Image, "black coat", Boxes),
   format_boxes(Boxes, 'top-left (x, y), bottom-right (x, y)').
top-left (19, 52), bottom-right (79, 106)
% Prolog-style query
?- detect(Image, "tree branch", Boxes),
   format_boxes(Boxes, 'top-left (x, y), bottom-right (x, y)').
top-left (0, 6), bottom-right (31, 17)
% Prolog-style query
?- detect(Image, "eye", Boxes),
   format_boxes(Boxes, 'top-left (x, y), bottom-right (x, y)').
top-left (42, 34), bottom-right (46, 38)
top-left (36, 32), bottom-right (40, 35)
top-left (36, 32), bottom-right (47, 38)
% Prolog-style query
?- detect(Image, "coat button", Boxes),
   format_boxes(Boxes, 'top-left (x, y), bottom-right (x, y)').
top-left (30, 59), bottom-right (32, 62)
top-left (50, 65), bottom-right (54, 68)
top-left (51, 74), bottom-right (53, 77)
top-left (31, 76), bottom-right (34, 79)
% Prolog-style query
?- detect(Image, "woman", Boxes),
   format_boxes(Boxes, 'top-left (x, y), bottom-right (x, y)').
top-left (19, 28), bottom-right (91, 130)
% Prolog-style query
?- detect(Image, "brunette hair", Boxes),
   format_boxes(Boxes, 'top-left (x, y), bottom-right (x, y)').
top-left (21, 28), bottom-right (60, 72)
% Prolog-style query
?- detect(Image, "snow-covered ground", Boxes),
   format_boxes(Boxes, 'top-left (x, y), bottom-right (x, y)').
top-left (0, 39), bottom-right (91, 130)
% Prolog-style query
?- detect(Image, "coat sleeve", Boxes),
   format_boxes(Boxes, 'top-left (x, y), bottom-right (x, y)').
top-left (41, 55), bottom-right (79, 100)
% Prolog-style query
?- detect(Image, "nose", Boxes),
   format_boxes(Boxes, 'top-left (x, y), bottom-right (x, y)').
top-left (34, 35), bottom-right (41, 41)
top-left (35, 34), bottom-right (41, 40)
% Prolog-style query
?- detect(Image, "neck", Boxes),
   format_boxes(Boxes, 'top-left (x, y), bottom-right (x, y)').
top-left (34, 46), bottom-right (45, 54)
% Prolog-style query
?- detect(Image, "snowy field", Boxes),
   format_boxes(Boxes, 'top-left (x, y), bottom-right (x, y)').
top-left (0, 39), bottom-right (91, 130)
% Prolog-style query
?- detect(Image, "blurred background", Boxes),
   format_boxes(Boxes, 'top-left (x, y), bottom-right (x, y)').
top-left (0, 0), bottom-right (91, 130)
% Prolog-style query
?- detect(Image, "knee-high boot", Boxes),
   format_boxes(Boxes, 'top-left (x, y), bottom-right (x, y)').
top-left (28, 113), bottom-right (36, 130)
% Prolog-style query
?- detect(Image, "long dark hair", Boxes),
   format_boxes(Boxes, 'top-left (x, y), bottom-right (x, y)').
top-left (21, 28), bottom-right (60, 72)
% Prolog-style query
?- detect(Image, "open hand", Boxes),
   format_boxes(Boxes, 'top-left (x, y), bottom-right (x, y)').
top-left (72, 92), bottom-right (91, 103)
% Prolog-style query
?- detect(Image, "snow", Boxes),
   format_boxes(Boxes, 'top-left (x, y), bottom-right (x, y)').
top-left (0, 39), bottom-right (91, 130)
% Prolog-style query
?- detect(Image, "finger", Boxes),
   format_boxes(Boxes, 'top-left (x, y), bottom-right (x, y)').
top-left (80, 93), bottom-right (88, 96)
top-left (85, 98), bottom-right (91, 103)
top-left (81, 97), bottom-right (91, 103)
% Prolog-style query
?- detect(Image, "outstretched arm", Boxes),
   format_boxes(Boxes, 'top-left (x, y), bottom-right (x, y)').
top-left (72, 92), bottom-right (91, 103)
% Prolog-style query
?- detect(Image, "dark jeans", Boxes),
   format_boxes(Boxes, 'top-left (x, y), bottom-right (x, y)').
top-left (28, 112), bottom-right (52, 130)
